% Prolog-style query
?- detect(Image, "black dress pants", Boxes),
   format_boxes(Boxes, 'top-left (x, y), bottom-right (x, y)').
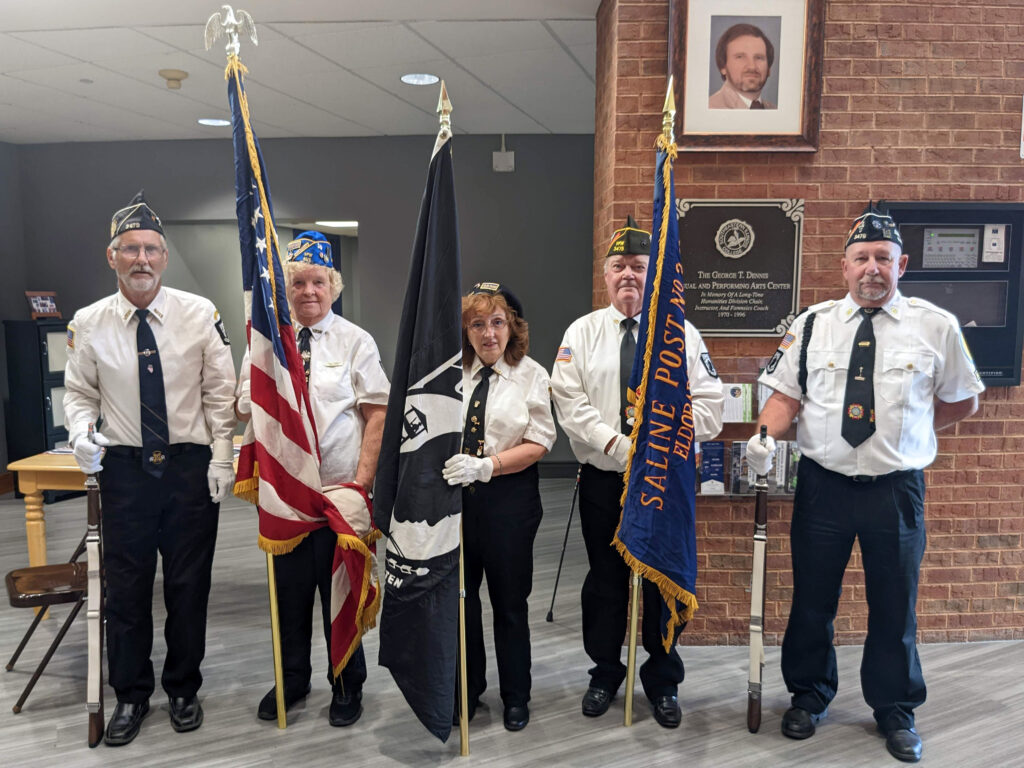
top-left (100, 444), bottom-right (218, 704)
top-left (272, 526), bottom-right (366, 694)
top-left (781, 458), bottom-right (927, 731)
top-left (462, 465), bottom-right (543, 708)
top-left (578, 464), bottom-right (684, 700)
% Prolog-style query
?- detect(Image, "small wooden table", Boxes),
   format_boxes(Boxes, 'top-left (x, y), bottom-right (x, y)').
top-left (8, 443), bottom-right (242, 568)
top-left (7, 452), bottom-right (86, 570)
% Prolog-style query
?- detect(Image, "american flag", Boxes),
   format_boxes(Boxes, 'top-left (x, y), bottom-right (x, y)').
top-left (226, 55), bottom-right (378, 676)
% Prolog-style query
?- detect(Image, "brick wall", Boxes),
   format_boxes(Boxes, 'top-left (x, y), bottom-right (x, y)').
top-left (595, 0), bottom-right (1024, 644)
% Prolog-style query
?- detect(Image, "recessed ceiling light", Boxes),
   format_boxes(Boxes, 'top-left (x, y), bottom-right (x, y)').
top-left (401, 73), bottom-right (440, 86)
top-left (198, 118), bottom-right (231, 127)
top-left (315, 220), bottom-right (359, 228)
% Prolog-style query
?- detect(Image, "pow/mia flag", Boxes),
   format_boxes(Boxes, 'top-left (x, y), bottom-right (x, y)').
top-left (373, 130), bottom-right (462, 742)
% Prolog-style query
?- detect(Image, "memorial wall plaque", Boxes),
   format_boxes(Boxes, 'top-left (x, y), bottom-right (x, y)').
top-left (676, 199), bottom-right (803, 336)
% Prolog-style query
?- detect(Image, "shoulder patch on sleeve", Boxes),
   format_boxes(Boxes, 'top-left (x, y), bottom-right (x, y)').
top-left (67, 326), bottom-right (75, 350)
top-left (700, 351), bottom-right (718, 378)
top-left (765, 348), bottom-right (784, 374)
top-left (556, 346), bottom-right (573, 363)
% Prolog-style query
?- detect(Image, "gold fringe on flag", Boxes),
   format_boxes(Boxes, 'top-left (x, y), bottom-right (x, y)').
top-left (257, 531), bottom-right (310, 556)
top-left (331, 531), bottom-right (383, 679)
top-left (233, 462), bottom-right (260, 504)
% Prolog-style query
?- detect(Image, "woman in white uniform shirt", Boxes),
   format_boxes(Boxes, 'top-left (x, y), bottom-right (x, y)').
top-left (442, 282), bottom-right (556, 732)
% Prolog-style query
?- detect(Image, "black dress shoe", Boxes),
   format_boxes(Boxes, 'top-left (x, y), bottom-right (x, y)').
top-left (169, 695), bottom-right (203, 733)
top-left (257, 683), bottom-right (311, 720)
top-left (781, 706), bottom-right (827, 739)
top-left (503, 704), bottom-right (529, 731)
top-left (104, 700), bottom-right (150, 746)
top-left (651, 695), bottom-right (681, 728)
top-left (884, 727), bottom-right (923, 763)
top-left (581, 686), bottom-right (614, 717)
top-left (329, 687), bottom-right (362, 727)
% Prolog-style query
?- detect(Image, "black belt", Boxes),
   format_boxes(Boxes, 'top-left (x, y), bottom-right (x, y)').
top-left (105, 443), bottom-right (208, 460)
top-left (807, 458), bottom-right (914, 485)
top-left (849, 469), bottom-right (914, 483)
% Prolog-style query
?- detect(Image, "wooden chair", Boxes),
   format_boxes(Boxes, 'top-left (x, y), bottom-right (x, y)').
top-left (5, 534), bottom-right (88, 714)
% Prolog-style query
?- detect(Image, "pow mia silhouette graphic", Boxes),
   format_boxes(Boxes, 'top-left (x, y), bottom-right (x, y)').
top-left (398, 352), bottom-right (463, 454)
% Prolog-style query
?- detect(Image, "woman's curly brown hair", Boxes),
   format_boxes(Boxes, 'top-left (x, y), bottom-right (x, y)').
top-left (461, 293), bottom-right (529, 366)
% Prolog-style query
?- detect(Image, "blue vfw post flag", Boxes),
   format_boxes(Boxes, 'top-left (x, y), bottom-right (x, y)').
top-left (373, 129), bottom-right (463, 742)
top-left (614, 134), bottom-right (699, 652)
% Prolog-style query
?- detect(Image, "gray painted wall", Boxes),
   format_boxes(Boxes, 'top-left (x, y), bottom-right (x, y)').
top-left (0, 142), bottom-right (28, 471)
top-left (8, 134), bottom-right (594, 466)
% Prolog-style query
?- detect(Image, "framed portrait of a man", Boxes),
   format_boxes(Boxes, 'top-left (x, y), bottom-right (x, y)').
top-left (670, 0), bottom-right (824, 151)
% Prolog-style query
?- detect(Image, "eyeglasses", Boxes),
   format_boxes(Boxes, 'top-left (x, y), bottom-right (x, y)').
top-left (468, 317), bottom-right (507, 333)
top-left (114, 244), bottom-right (165, 259)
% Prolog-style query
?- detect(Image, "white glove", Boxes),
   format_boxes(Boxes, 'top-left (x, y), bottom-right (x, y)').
top-left (745, 434), bottom-right (776, 477)
top-left (207, 460), bottom-right (236, 503)
top-left (71, 428), bottom-right (109, 475)
top-left (610, 435), bottom-right (632, 471)
top-left (324, 484), bottom-right (373, 540)
top-left (442, 453), bottom-right (494, 486)
top-left (236, 377), bottom-right (251, 416)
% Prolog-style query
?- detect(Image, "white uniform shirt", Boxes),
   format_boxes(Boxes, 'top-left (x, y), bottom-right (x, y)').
top-left (64, 287), bottom-right (236, 456)
top-left (759, 292), bottom-right (985, 476)
top-left (238, 310), bottom-right (390, 485)
top-left (550, 305), bottom-right (724, 471)
top-left (461, 354), bottom-right (556, 455)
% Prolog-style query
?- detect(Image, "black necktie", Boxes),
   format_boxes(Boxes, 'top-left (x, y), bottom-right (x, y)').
top-left (462, 366), bottom-right (493, 458)
top-left (298, 327), bottom-right (312, 385)
top-left (750, 100), bottom-right (765, 109)
top-left (136, 309), bottom-right (169, 477)
top-left (841, 308), bottom-right (878, 448)
top-left (620, 318), bottom-right (637, 434)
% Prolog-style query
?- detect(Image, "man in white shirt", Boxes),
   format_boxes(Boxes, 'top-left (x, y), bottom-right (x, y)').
top-left (64, 191), bottom-right (236, 746)
top-left (747, 205), bottom-right (984, 763)
top-left (236, 231), bottom-right (389, 729)
top-left (550, 217), bottom-right (724, 728)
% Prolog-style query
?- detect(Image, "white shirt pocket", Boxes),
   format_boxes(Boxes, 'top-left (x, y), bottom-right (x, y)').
top-left (879, 350), bottom-right (934, 406)
top-left (806, 350), bottom-right (847, 405)
top-left (313, 360), bottom-right (356, 409)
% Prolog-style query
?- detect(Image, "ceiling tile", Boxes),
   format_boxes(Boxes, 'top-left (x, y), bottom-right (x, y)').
top-left (411, 21), bottom-right (559, 60)
top-left (10, 28), bottom-right (177, 62)
top-left (276, 22), bottom-right (441, 70)
top-left (0, 33), bottom-right (80, 72)
top-left (0, 3), bottom-right (599, 143)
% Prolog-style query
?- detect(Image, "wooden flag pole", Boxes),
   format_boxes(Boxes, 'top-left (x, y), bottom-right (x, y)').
top-left (623, 571), bottom-right (642, 726)
top-left (458, 531), bottom-right (470, 755)
top-left (266, 553), bottom-right (287, 729)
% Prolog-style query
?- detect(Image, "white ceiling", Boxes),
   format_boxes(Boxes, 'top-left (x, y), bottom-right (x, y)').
top-left (0, 0), bottom-right (600, 144)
